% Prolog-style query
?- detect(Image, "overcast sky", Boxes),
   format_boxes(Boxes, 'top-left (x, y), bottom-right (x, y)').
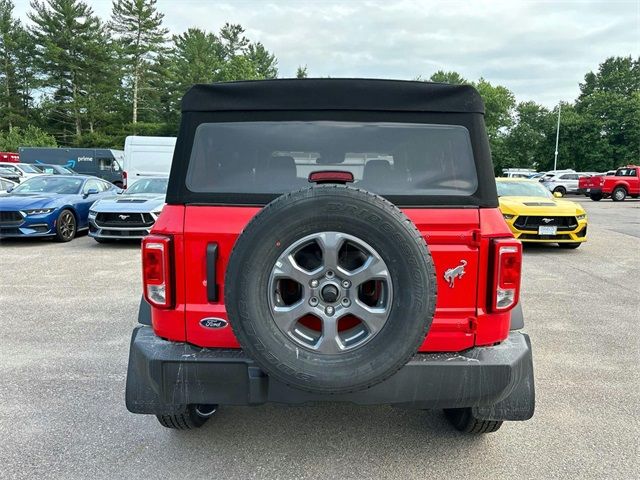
top-left (13, 0), bottom-right (640, 107)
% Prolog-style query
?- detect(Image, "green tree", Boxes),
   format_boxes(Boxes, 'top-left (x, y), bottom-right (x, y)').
top-left (217, 54), bottom-right (260, 81)
top-left (247, 42), bottom-right (277, 79)
top-left (574, 56), bottom-right (640, 169)
top-left (29, 0), bottom-right (114, 143)
top-left (429, 70), bottom-right (468, 85)
top-left (219, 22), bottom-right (249, 58)
top-left (13, 25), bottom-right (38, 124)
top-left (0, 0), bottom-right (29, 131)
top-left (579, 56), bottom-right (639, 98)
top-left (171, 28), bottom-right (222, 86)
top-left (0, 124), bottom-right (56, 150)
top-left (110, 0), bottom-right (168, 125)
top-left (502, 101), bottom-right (553, 170)
top-left (296, 65), bottom-right (308, 79)
top-left (474, 78), bottom-right (516, 138)
top-left (540, 103), bottom-right (611, 172)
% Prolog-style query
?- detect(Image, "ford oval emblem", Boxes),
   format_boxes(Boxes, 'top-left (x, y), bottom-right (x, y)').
top-left (200, 317), bottom-right (228, 329)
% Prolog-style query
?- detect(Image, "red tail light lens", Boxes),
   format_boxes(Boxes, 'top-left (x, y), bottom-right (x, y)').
top-left (142, 235), bottom-right (173, 308)
top-left (491, 239), bottom-right (522, 312)
top-left (308, 170), bottom-right (355, 184)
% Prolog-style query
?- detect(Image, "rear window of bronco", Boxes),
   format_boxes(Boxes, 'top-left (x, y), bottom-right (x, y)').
top-left (186, 121), bottom-right (478, 197)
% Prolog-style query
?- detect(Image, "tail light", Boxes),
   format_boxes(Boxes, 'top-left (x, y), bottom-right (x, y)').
top-left (122, 170), bottom-right (127, 188)
top-left (490, 238), bottom-right (522, 312)
top-left (142, 235), bottom-right (173, 308)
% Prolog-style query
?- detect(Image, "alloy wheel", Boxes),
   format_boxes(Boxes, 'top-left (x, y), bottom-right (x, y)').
top-left (268, 231), bottom-right (393, 354)
top-left (59, 211), bottom-right (76, 240)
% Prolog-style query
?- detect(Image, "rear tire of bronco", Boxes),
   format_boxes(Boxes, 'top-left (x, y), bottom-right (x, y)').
top-left (589, 192), bottom-right (602, 201)
top-left (156, 404), bottom-right (218, 430)
top-left (225, 185), bottom-right (437, 394)
top-left (444, 408), bottom-right (503, 434)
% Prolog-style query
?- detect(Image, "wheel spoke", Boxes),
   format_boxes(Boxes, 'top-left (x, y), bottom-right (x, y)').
top-left (272, 300), bottom-right (313, 333)
top-left (315, 317), bottom-right (344, 354)
top-left (316, 232), bottom-right (344, 270)
top-left (272, 254), bottom-right (314, 285)
top-left (349, 300), bottom-right (389, 335)
top-left (343, 255), bottom-right (389, 286)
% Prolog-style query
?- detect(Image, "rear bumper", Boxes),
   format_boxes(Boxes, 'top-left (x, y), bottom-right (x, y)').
top-left (126, 326), bottom-right (535, 421)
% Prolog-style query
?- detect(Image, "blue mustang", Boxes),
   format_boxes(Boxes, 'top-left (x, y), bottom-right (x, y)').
top-left (0, 175), bottom-right (119, 242)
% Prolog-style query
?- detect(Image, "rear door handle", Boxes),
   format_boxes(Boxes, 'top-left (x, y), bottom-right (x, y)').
top-left (206, 243), bottom-right (219, 302)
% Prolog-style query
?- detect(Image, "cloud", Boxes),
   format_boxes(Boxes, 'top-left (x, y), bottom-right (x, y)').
top-left (12, 0), bottom-right (639, 107)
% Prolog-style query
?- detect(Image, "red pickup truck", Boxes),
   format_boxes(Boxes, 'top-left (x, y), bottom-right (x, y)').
top-left (579, 171), bottom-right (612, 198)
top-left (589, 166), bottom-right (640, 201)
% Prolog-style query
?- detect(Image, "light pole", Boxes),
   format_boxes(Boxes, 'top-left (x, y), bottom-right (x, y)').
top-left (553, 103), bottom-right (561, 171)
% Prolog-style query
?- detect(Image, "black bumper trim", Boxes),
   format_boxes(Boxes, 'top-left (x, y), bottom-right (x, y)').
top-left (126, 326), bottom-right (535, 420)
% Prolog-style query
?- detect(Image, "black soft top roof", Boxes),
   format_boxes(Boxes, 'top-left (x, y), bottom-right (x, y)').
top-left (181, 79), bottom-right (485, 114)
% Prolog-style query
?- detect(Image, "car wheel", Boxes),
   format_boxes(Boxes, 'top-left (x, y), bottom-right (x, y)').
top-left (156, 404), bottom-right (218, 430)
top-left (225, 185), bottom-right (437, 394)
top-left (553, 186), bottom-right (566, 196)
top-left (612, 187), bottom-right (627, 202)
top-left (589, 192), bottom-right (602, 201)
top-left (55, 209), bottom-right (77, 242)
top-left (558, 242), bottom-right (581, 249)
top-left (444, 408), bottom-right (503, 434)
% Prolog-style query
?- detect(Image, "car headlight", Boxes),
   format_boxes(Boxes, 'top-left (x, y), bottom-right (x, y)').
top-left (88, 210), bottom-right (97, 218)
top-left (24, 208), bottom-right (54, 215)
top-left (502, 214), bottom-right (515, 220)
top-left (576, 214), bottom-right (586, 220)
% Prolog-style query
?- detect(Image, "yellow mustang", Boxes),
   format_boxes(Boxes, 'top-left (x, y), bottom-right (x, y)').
top-left (496, 178), bottom-right (588, 249)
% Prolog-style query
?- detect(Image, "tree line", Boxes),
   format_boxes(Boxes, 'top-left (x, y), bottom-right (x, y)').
top-left (0, 0), bottom-right (638, 173)
top-left (425, 57), bottom-right (639, 173)
top-left (0, 0), bottom-right (278, 148)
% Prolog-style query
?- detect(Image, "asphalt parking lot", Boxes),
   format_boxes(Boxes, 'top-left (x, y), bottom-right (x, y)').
top-left (1, 197), bottom-right (638, 480)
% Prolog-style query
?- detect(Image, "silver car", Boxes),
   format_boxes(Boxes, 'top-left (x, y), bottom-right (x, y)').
top-left (88, 177), bottom-right (168, 242)
top-left (541, 171), bottom-right (581, 196)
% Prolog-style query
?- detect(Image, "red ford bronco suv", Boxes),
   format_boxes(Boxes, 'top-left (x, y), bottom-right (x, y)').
top-left (126, 79), bottom-right (535, 434)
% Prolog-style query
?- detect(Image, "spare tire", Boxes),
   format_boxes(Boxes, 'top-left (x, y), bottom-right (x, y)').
top-left (225, 185), bottom-right (436, 394)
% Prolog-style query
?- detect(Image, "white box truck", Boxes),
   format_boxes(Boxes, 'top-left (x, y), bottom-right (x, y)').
top-left (123, 136), bottom-right (176, 188)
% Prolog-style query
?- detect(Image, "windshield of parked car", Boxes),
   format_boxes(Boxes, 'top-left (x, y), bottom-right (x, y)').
top-left (126, 178), bottom-right (169, 194)
top-left (186, 121), bottom-right (478, 197)
top-left (38, 165), bottom-right (75, 174)
top-left (11, 176), bottom-right (84, 194)
top-left (496, 180), bottom-right (553, 198)
top-left (17, 163), bottom-right (41, 173)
